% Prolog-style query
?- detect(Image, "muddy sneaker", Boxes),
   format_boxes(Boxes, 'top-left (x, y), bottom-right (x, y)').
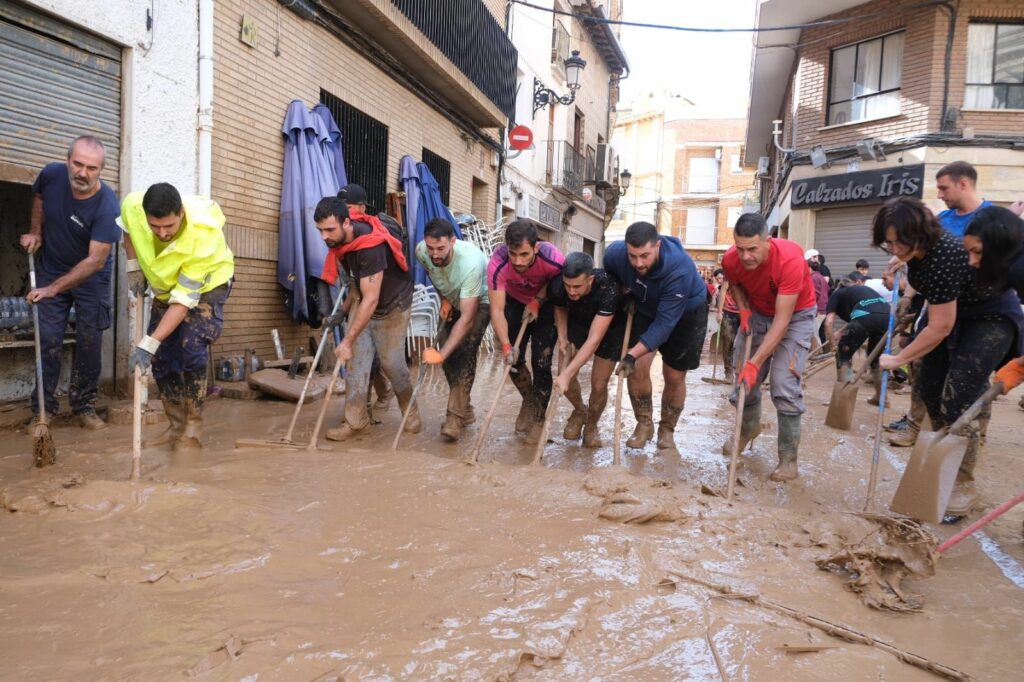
top-left (77, 410), bottom-right (107, 431)
top-left (884, 415), bottom-right (909, 432)
top-left (563, 408), bottom-right (586, 441)
top-left (440, 414), bottom-right (462, 442)
top-left (325, 424), bottom-right (358, 441)
top-left (866, 396), bottom-right (891, 407)
top-left (944, 480), bottom-right (979, 516)
top-left (889, 418), bottom-right (919, 447)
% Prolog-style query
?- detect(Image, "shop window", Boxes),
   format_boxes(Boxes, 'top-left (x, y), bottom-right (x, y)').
top-left (827, 31), bottom-right (904, 126)
top-left (421, 148), bottom-right (451, 207)
top-left (319, 89), bottom-right (389, 214)
top-left (965, 23), bottom-right (1024, 110)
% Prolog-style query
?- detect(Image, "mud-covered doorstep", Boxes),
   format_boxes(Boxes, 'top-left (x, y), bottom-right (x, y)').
top-left (1, 356), bottom-right (1022, 679)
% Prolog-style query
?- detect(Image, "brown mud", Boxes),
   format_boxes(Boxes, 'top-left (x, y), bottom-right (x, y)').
top-left (1, 356), bottom-right (1022, 679)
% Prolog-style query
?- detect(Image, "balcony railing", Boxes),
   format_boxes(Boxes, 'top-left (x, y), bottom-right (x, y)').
top-left (546, 140), bottom-right (594, 199)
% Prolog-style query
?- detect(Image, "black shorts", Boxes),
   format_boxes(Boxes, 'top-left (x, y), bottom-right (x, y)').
top-left (630, 303), bottom-right (708, 371)
top-left (567, 316), bottom-right (626, 361)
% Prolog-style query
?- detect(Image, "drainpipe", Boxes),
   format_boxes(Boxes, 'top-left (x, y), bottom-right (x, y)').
top-left (197, 0), bottom-right (214, 196)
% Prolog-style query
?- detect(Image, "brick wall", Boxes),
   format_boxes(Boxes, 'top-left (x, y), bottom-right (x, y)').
top-left (211, 0), bottom-right (501, 359)
top-left (783, 0), bottom-right (1024, 150)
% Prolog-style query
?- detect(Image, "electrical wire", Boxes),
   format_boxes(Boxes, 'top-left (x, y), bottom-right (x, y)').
top-left (510, 0), bottom-right (942, 34)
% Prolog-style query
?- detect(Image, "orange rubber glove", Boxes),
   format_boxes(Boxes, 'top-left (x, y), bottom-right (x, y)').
top-left (739, 309), bottom-right (752, 334)
top-left (523, 298), bottom-right (541, 324)
top-left (422, 347), bottom-right (443, 365)
top-left (994, 357), bottom-right (1024, 393)
top-left (440, 299), bottom-right (453, 321)
top-left (737, 360), bottom-right (760, 391)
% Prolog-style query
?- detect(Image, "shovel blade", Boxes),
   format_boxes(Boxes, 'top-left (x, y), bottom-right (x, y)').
top-left (824, 381), bottom-right (858, 431)
top-left (234, 437), bottom-right (301, 450)
top-left (890, 429), bottom-right (968, 523)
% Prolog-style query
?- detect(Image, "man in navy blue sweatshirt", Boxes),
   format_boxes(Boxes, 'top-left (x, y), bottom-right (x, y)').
top-left (604, 222), bottom-right (709, 454)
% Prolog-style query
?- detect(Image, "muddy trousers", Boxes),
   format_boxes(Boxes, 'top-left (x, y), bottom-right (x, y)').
top-left (438, 303), bottom-right (491, 422)
top-left (730, 307), bottom-right (816, 415)
top-left (835, 315), bottom-right (888, 369)
top-left (31, 273), bottom-right (111, 416)
top-left (914, 317), bottom-right (1014, 480)
top-left (719, 311), bottom-right (739, 378)
top-left (504, 298), bottom-right (557, 421)
top-left (342, 306), bottom-right (415, 431)
top-left (151, 284), bottom-right (230, 434)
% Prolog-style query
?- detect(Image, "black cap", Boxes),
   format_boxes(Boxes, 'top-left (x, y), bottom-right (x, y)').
top-left (340, 183), bottom-right (368, 205)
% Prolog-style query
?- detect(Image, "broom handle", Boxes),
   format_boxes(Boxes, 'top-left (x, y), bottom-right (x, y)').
top-left (284, 291), bottom-right (345, 442)
top-left (864, 271), bottom-right (901, 511)
top-left (306, 356), bottom-right (345, 450)
top-left (726, 332), bottom-right (754, 501)
top-left (938, 490), bottom-right (1024, 554)
top-left (612, 309), bottom-right (635, 468)
top-left (467, 321), bottom-right (528, 464)
top-left (131, 292), bottom-right (145, 481)
top-left (28, 253), bottom-right (47, 426)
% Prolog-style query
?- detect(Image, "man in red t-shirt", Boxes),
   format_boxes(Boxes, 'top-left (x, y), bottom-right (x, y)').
top-left (721, 213), bottom-right (817, 482)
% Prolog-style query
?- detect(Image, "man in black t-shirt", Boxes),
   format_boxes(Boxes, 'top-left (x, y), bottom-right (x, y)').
top-left (825, 284), bottom-right (891, 404)
top-left (313, 196), bottom-right (417, 442)
top-left (550, 252), bottom-right (627, 448)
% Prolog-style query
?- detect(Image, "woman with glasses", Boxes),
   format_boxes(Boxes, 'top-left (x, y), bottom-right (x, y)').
top-left (873, 197), bottom-right (1023, 518)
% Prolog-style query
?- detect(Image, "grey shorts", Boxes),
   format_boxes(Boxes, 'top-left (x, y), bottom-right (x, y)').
top-left (731, 306), bottom-right (816, 415)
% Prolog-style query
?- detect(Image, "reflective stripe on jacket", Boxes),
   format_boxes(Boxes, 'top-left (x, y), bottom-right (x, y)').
top-left (119, 193), bottom-right (234, 309)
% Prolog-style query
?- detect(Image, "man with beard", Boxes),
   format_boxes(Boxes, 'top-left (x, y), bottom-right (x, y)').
top-left (415, 217), bottom-right (489, 441)
top-left (314, 196), bottom-right (418, 442)
top-left (22, 136), bottom-right (121, 430)
top-left (550, 252), bottom-right (627, 448)
top-left (604, 221), bottom-right (708, 455)
top-left (721, 213), bottom-right (817, 482)
top-left (121, 183), bottom-right (235, 453)
top-left (487, 219), bottom-right (564, 443)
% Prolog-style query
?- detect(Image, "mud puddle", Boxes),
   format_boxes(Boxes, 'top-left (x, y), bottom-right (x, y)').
top-left (0, 356), bottom-right (1022, 679)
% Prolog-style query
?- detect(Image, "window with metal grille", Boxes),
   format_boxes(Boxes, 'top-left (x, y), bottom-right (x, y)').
top-left (319, 89), bottom-right (389, 214)
top-left (421, 148), bottom-right (451, 207)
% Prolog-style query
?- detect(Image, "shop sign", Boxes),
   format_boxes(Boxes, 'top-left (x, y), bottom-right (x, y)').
top-left (791, 164), bottom-right (924, 209)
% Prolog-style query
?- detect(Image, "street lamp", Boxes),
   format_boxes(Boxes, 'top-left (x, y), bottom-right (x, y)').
top-left (533, 50), bottom-right (587, 118)
top-left (618, 169), bottom-right (631, 196)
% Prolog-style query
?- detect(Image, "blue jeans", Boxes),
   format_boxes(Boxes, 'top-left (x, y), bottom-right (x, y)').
top-left (32, 272), bottom-right (111, 415)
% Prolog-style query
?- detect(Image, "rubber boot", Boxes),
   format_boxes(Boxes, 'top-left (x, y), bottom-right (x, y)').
top-left (888, 416), bottom-right (920, 447)
top-left (396, 386), bottom-right (421, 434)
top-left (770, 412), bottom-right (801, 482)
top-left (625, 393), bottom-right (654, 448)
top-left (866, 368), bottom-right (890, 407)
top-left (562, 377), bottom-right (586, 441)
top-left (175, 370), bottom-right (207, 453)
top-left (145, 400), bottom-right (185, 448)
top-left (721, 400), bottom-right (762, 457)
top-left (582, 391), bottom-right (608, 449)
top-left (441, 382), bottom-right (471, 442)
top-left (372, 372), bottom-right (393, 410)
top-left (509, 366), bottom-right (535, 433)
top-left (657, 403), bottom-right (683, 453)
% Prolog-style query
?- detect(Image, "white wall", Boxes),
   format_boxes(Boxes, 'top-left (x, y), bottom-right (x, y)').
top-left (23, 0), bottom-right (200, 194)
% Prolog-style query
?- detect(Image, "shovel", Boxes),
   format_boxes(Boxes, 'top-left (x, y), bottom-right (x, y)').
top-left (824, 332), bottom-right (889, 431)
top-left (234, 291), bottom-right (345, 449)
top-left (889, 381), bottom-right (1004, 523)
top-left (28, 253), bottom-right (56, 468)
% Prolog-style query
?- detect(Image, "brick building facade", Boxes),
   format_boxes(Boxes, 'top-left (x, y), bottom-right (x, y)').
top-left (746, 0), bottom-right (1024, 276)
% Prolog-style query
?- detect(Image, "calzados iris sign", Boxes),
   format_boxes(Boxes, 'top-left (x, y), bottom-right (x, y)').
top-left (791, 164), bottom-right (924, 209)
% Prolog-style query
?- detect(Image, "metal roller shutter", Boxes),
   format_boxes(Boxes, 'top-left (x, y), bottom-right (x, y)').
top-left (813, 205), bottom-right (888, 279)
top-left (0, 0), bottom-right (121, 187)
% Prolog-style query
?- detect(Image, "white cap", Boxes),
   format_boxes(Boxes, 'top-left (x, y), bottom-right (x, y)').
top-left (804, 248), bottom-right (820, 259)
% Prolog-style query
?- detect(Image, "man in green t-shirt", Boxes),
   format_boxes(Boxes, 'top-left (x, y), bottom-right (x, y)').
top-left (415, 218), bottom-right (490, 441)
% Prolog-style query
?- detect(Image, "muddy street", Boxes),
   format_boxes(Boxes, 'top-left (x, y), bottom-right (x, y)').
top-left (1, 355), bottom-right (1022, 680)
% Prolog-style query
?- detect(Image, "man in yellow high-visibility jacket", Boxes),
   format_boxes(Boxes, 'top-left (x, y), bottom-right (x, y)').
top-left (120, 182), bottom-right (234, 453)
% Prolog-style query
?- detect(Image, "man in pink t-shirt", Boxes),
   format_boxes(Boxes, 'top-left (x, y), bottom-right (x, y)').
top-left (487, 219), bottom-right (564, 443)
top-left (721, 213), bottom-right (817, 483)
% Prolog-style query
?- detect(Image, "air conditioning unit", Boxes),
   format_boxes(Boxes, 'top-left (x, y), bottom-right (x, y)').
top-left (714, 147), bottom-right (723, 161)
top-left (595, 143), bottom-right (615, 187)
top-left (756, 156), bottom-right (770, 177)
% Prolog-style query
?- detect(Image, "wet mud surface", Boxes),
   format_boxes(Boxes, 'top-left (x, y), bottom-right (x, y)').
top-left (1, 355), bottom-right (1022, 680)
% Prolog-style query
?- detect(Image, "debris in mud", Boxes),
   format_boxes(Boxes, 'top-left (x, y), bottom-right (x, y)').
top-left (584, 468), bottom-right (689, 524)
top-left (815, 513), bottom-right (939, 612)
top-left (185, 634), bottom-right (275, 678)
